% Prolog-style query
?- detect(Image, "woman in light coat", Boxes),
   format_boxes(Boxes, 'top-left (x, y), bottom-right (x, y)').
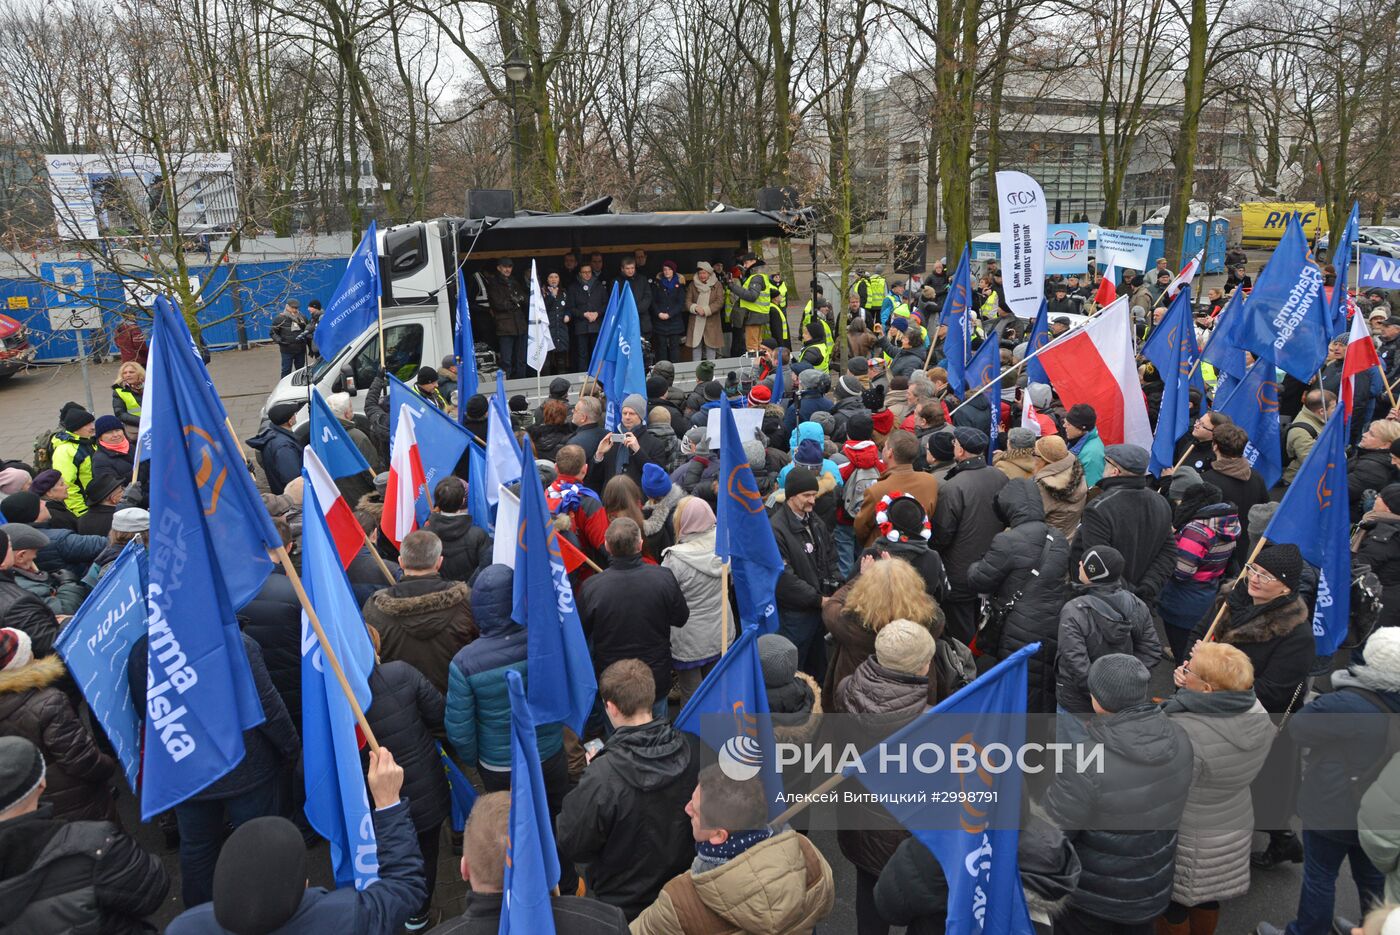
top-left (684, 262), bottom-right (726, 361)
top-left (1032, 434), bottom-right (1087, 538)
top-left (1157, 640), bottom-right (1275, 934)
top-left (661, 497), bottom-right (735, 708)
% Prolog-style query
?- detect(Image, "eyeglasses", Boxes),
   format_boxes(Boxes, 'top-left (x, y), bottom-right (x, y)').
top-left (1244, 564), bottom-right (1278, 583)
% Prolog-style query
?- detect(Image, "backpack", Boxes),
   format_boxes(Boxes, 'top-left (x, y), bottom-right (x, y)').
top-left (32, 429), bottom-right (57, 472)
top-left (842, 463), bottom-right (881, 518)
top-left (1282, 418), bottom-right (1318, 465)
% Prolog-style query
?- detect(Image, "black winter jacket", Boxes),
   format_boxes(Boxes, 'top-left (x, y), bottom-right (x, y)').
top-left (425, 512), bottom-right (493, 585)
top-left (1356, 513), bottom-right (1400, 629)
top-left (364, 661), bottom-right (450, 833)
top-left (556, 720), bottom-right (698, 919)
top-left (1056, 582), bottom-right (1161, 714)
top-left (577, 554), bottom-right (689, 700)
top-left (1349, 448), bottom-right (1398, 522)
top-left (0, 572), bottom-right (61, 655)
top-left (527, 422), bottom-right (576, 462)
top-left (0, 808), bottom-right (169, 935)
top-left (966, 480), bottom-right (1070, 713)
top-left (1070, 474), bottom-right (1175, 602)
top-left (620, 274), bottom-right (654, 335)
top-left (931, 457), bottom-right (1009, 590)
top-left (652, 277), bottom-right (688, 336)
top-left (771, 504), bottom-right (839, 613)
top-left (567, 279), bottom-right (607, 336)
top-left (1190, 584), bottom-right (1314, 714)
top-left (246, 424), bottom-right (303, 495)
top-left (237, 571), bottom-right (304, 732)
top-left (1043, 704), bottom-right (1193, 924)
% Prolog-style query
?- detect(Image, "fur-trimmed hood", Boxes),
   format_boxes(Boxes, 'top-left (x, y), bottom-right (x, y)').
top-left (365, 577), bottom-right (470, 620)
top-left (1034, 454), bottom-right (1085, 502)
top-left (1218, 581), bottom-right (1310, 645)
top-left (773, 671), bottom-right (824, 745)
top-left (642, 485), bottom-right (685, 537)
top-left (0, 654), bottom-right (66, 695)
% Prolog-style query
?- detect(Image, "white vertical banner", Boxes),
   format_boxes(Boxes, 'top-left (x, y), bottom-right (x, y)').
top-left (526, 258), bottom-right (553, 372)
top-left (995, 171), bottom-right (1047, 320)
top-left (492, 485), bottom-right (520, 568)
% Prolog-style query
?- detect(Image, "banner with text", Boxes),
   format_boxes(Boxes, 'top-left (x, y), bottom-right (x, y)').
top-left (995, 172), bottom-right (1047, 320)
top-left (1360, 253), bottom-right (1400, 292)
top-left (1096, 229), bottom-right (1153, 273)
top-left (1044, 224), bottom-right (1091, 275)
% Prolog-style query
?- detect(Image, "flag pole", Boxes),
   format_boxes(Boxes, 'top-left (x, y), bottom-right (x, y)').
top-left (1200, 537), bottom-right (1268, 644)
top-left (270, 545), bottom-right (381, 751)
top-left (768, 770), bottom-right (848, 830)
top-left (719, 562), bottom-right (732, 657)
top-left (377, 297), bottom-right (386, 368)
top-left (358, 527), bottom-right (398, 586)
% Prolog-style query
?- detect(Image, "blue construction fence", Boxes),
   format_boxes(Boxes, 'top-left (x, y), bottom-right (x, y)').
top-left (0, 257), bottom-right (348, 361)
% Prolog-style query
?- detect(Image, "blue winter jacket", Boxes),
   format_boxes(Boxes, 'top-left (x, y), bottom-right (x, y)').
top-left (445, 564), bottom-right (563, 770)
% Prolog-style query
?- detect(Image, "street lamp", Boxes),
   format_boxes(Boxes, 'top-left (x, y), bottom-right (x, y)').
top-left (502, 49), bottom-right (529, 206)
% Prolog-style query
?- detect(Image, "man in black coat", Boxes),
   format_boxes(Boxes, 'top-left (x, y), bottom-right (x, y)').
top-left (0, 737), bottom-right (169, 935)
top-left (577, 518), bottom-right (689, 718)
top-left (246, 402), bottom-right (304, 495)
top-left (0, 528), bottom-right (61, 655)
top-left (590, 393), bottom-right (667, 488)
top-left (1070, 443), bottom-right (1175, 604)
top-left (427, 792), bottom-right (629, 935)
top-left (1202, 423), bottom-right (1271, 533)
top-left (931, 428), bottom-right (1009, 644)
top-left (567, 397), bottom-right (609, 465)
top-left (567, 263), bottom-right (607, 370)
top-left (1043, 654), bottom-right (1192, 934)
top-left (772, 468), bottom-right (840, 679)
top-left (618, 256), bottom-right (654, 338)
top-left (484, 257), bottom-right (528, 378)
top-left (424, 477), bottom-right (493, 584)
top-left (556, 659), bottom-right (699, 921)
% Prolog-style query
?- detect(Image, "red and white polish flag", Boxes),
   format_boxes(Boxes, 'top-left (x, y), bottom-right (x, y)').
top-left (1342, 303), bottom-right (1383, 421)
top-left (304, 447), bottom-right (364, 569)
top-left (1036, 296), bottom-right (1153, 448)
top-left (382, 403), bottom-right (427, 549)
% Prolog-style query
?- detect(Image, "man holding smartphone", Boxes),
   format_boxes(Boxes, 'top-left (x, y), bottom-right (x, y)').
top-left (592, 393), bottom-right (665, 487)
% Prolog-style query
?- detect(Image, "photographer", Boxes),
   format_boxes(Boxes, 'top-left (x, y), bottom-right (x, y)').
top-left (592, 393), bottom-right (667, 488)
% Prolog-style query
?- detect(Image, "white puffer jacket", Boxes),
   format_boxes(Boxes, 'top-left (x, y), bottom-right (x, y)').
top-left (662, 529), bottom-right (735, 664)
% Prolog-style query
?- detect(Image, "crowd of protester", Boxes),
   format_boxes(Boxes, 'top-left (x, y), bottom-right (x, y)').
top-left (6, 249), bottom-right (1400, 935)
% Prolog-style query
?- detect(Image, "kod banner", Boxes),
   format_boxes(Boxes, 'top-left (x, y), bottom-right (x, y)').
top-left (995, 171), bottom-right (1047, 320)
top-left (1044, 224), bottom-right (1091, 275)
top-left (1096, 229), bottom-right (1153, 272)
top-left (1360, 253), bottom-right (1400, 291)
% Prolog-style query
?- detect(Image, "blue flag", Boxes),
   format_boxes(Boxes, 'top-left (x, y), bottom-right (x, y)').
top-left (141, 296), bottom-right (281, 820)
top-left (1215, 358), bottom-right (1283, 488)
top-left (674, 626), bottom-right (782, 817)
top-left (1202, 287), bottom-right (1249, 383)
top-left (1024, 298), bottom-right (1051, 386)
top-left (944, 247), bottom-right (975, 396)
top-left (1237, 215), bottom-right (1330, 381)
top-left (455, 266), bottom-right (480, 422)
top-left (773, 347), bottom-right (785, 404)
top-left (1263, 404), bottom-right (1351, 656)
top-left (1144, 286), bottom-right (1201, 475)
top-left (466, 438), bottom-right (493, 534)
top-left (852, 644), bottom-right (1040, 935)
top-left (967, 331), bottom-right (1001, 463)
top-left (317, 221), bottom-right (381, 362)
top-left (587, 282), bottom-right (622, 378)
top-left (502, 669), bottom-right (561, 935)
top-left (300, 480), bottom-right (379, 889)
top-left (1329, 203), bottom-right (1360, 334)
top-left (309, 388), bottom-right (370, 479)
top-left (55, 540), bottom-right (147, 789)
top-left (389, 374), bottom-right (471, 523)
top-left (438, 743), bottom-right (478, 833)
top-left (512, 436), bottom-right (597, 736)
top-left (600, 285), bottom-right (647, 431)
top-left (486, 371), bottom-right (522, 509)
top-left (716, 394), bottom-right (783, 632)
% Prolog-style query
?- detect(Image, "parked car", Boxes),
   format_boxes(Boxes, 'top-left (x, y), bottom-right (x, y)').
top-left (0, 314), bottom-right (33, 381)
top-left (1315, 226), bottom-right (1400, 262)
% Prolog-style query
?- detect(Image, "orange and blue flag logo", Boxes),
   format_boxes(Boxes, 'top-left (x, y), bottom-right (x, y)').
top-left (726, 464), bottom-right (765, 515)
top-left (184, 424), bottom-right (227, 516)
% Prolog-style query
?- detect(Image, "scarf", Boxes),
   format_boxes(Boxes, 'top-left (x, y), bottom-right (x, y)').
top-left (1210, 455), bottom-right (1252, 481)
top-left (690, 265), bottom-right (718, 312)
top-left (693, 827), bottom-right (775, 873)
top-left (101, 435), bottom-right (131, 456)
top-left (675, 497), bottom-right (715, 540)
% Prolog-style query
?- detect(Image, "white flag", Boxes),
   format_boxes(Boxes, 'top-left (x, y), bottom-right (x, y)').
top-left (491, 486), bottom-right (520, 568)
top-left (526, 259), bottom-right (554, 372)
top-left (1020, 392), bottom-right (1042, 436)
top-left (995, 170), bottom-right (1048, 320)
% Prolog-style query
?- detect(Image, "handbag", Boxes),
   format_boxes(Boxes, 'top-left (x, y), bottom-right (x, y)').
top-left (977, 531), bottom-right (1056, 657)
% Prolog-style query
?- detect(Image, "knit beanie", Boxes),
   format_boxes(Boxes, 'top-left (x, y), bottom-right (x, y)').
top-left (811, 411), bottom-right (835, 439)
top-left (758, 633), bottom-right (814, 715)
top-left (1065, 403), bottom-right (1097, 432)
top-left (742, 440), bottom-right (766, 472)
top-left (875, 619), bottom-right (936, 676)
top-left (641, 462), bottom-right (672, 500)
top-left (0, 492), bottom-right (40, 524)
top-left (1169, 465), bottom-right (1203, 501)
top-left (93, 414), bottom-right (124, 436)
top-left (1358, 628), bottom-right (1400, 681)
top-left (0, 736), bottom-right (45, 814)
top-left (1006, 427), bottom-right (1036, 451)
top-left (465, 395), bottom-right (489, 419)
top-left (1087, 654), bottom-right (1149, 712)
top-left (0, 627), bottom-right (32, 671)
top-left (646, 374), bottom-right (668, 399)
top-left (696, 360), bottom-right (716, 383)
top-left (1081, 545), bottom-right (1125, 582)
top-left (846, 357), bottom-right (869, 377)
top-left (784, 467), bottom-right (819, 499)
top-left (1254, 543), bottom-right (1303, 592)
top-left (871, 409), bottom-right (895, 436)
top-left (835, 374), bottom-right (862, 399)
top-left (799, 368), bottom-right (823, 391)
top-left (621, 393), bottom-right (648, 421)
top-left (928, 431), bottom-right (956, 462)
top-left (1379, 483), bottom-right (1400, 513)
top-left (793, 439), bottom-right (824, 470)
top-left (416, 365), bottom-right (439, 385)
top-left (212, 816), bottom-right (308, 935)
top-left (0, 468), bottom-right (30, 496)
top-left (748, 384), bottom-right (772, 407)
top-left (847, 412), bottom-right (874, 442)
top-left (61, 406), bottom-right (94, 432)
top-left (27, 469), bottom-right (62, 498)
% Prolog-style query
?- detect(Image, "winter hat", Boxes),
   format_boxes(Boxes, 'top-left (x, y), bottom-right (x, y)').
top-left (549, 377), bottom-right (571, 399)
top-left (1081, 545), bottom-right (1125, 583)
top-left (4, 524), bottom-right (48, 553)
top-left (1104, 443), bottom-right (1149, 475)
top-left (793, 439), bottom-right (824, 469)
top-left (888, 316), bottom-right (909, 334)
top-left (84, 473), bottom-right (124, 506)
top-left (27, 469), bottom-right (62, 498)
top-left (847, 412), bottom-right (874, 442)
top-left (742, 439), bottom-right (766, 473)
top-left (93, 415), bottom-right (124, 436)
top-left (702, 380), bottom-right (724, 402)
top-left (1379, 483), bottom-right (1400, 513)
top-left (373, 472), bottom-right (390, 496)
top-left (641, 462), bottom-right (673, 500)
top-left (0, 736), bottom-right (45, 814)
top-left (875, 619), bottom-right (936, 676)
top-left (112, 508), bottom-right (150, 533)
top-left (1087, 654), bottom-right (1150, 713)
top-left (954, 427), bottom-right (989, 455)
top-left (652, 359), bottom-right (677, 385)
top-left (416, 366), bottom-right (439, 386)
top-left (799, 368), bottom-right (823, 392)
top-left (884, 495), bottom-right (931, 541)
top-left (212, 816), bottom-right (308, 935)
top-left (861, 384), bottom-right (886, 412)
top-left (459, 395), bottom-right (486, 421)
top-left (508, 394), bottom-right (528, 414)
top-left (1033, 435), bottom-right (1069, 463)
top-left (0, 492), bottom-right (40, 524)
top-left (811, 411), bottom-right (836, 439)
top-left (683, 426), bottom-right (709, 455)
top-left (1248, 502), bottom-right (1278, 542)
top-left (835, 375), bottom-right (862, 399)
top-left (757, 633), bottom-right (814, 715)
top-left (646, 374), bottom-right (669, 399)
top-left (621, 393), bottom-right (648, 421)
top-left (1027, 382), bottom-right (1053, 410)
top-left (1358, 628), bottom-right (1400, 681)
top-left (696, 360), bottom-right (716, 383)
top-left (61, 406), bottom-right (94, 432)
top-left (1254, 543), bottom-right (1303, 591)
top-left (1065, 403), bottom-right (1097, 432)
top-left (928, 431), bottom-right (956, 462)
top-left (1007, 427), bottom-right (1036, 451)
top-left (748, 384), bottom-right (772, 406)
top-left (267, 402), bottom-right (300, 426)
top-left (0, 628), bottom-right (32, 671)
top-left (1169, 465), bottom-right (1203, 501)
top-left (0, 468), bottom-right (31, 496)
top-left (846, 357), bottom-right (870, 377)
top-left (784, 467), bottom-right (819, 499)
top-left (871, 409), bottom-right (895, 435)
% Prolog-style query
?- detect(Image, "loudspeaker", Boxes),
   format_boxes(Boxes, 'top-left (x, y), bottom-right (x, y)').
top-left (756, 186), bottom-right (799, 211)
top-left (893, 234), bottom-right (927, 275)
top-left (467, 189), bottom-right (515, 219)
